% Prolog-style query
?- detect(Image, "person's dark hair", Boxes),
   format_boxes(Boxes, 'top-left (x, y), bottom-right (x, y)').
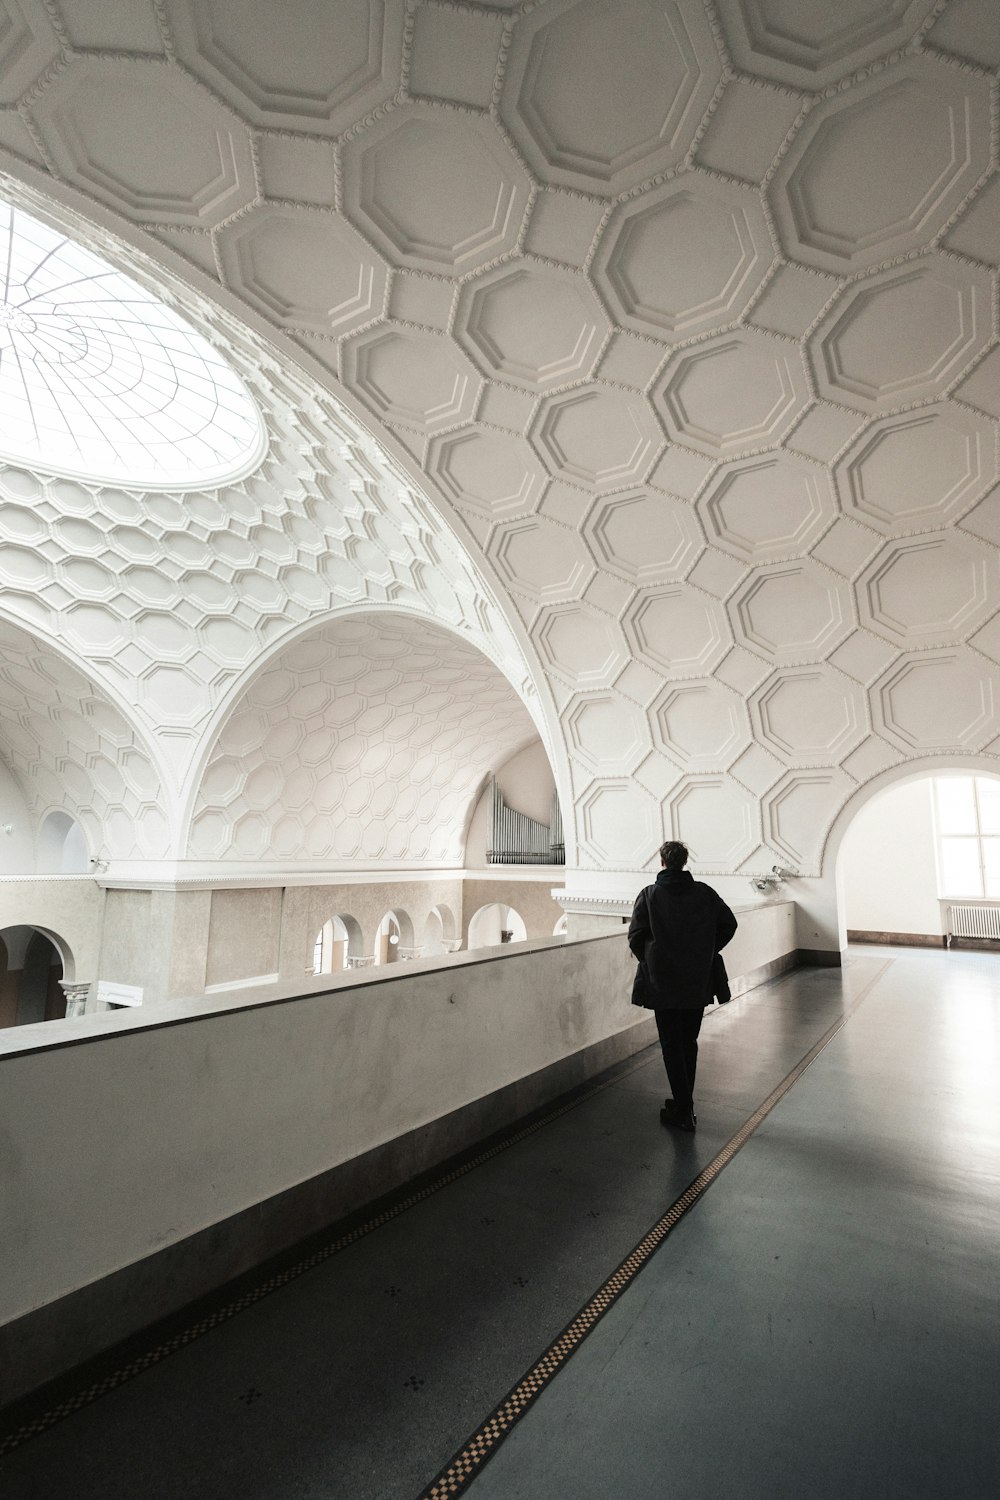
top-left (659, 840), bottom-right (688, 871)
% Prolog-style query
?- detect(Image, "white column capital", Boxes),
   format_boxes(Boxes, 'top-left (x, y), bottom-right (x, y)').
top-left (60, 981), bottom-right (91, 1018)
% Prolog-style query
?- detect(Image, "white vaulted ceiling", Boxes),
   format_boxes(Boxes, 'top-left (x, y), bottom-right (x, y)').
top-left (189, 613), bottom-right (538, 865)
top-left (0, 0), bottom-right (998, 879)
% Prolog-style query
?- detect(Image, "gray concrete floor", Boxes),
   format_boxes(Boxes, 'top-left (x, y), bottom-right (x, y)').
top-left (0, 947), bottom-right (997, 1499)
top-left (467, 946), bottom-right (1000, 1500)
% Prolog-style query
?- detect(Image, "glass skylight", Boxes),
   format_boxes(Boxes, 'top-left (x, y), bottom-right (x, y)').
top-left (0, 202), bottom-right (266, 489)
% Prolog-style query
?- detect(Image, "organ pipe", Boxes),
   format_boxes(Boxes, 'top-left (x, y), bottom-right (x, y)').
top-left (487, 777), bottom-right (565, 865)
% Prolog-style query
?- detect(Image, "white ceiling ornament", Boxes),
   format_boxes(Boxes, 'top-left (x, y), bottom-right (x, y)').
top-left (0, 201), bottom-right (266, 489)
top-left (834, 405), bottom-right (997, 536)
top-left (500, 0), bottom-right (722, 196)
top-left (715, 0), bottom-right (941, 90)
top-left (169, 0), bottom-right (407, 135)
top-left (698, 453), bottom-right (836, 563)
top-left (656, 329), bottom-right (811, 458)
top-left (342, 103), bottom-right (532, 275)
top-left (0, 0), bottom-right (996, 887)
top-left (749, 664), bottom-right (867, 768)
top-left (669, 775), bottom-right (760, 870)
top-left (857, 532), bottom-right (1000, 649)
top-left (188, 613), bottom-right (539, 866)
top-left (651, 677), bottom-right (751, 772)
top-left (578, 779), bottom-right (663, 867)
top-left (0, 615), bottom-right (172, 860)
top-left (593, 174), bottom-right (774, 343)
top-left (771, 56), bottom-right (992, 275)
top-left (763, 767), bottom-right (856, 875)
top-left (30, 55), bottom-right (257, 227)
top-left (871, 648), bottom-right (1000, 754)
top-left (454, 261), bottom-right (611, 392)
top-left (811, 254), bottom-right (993, 415)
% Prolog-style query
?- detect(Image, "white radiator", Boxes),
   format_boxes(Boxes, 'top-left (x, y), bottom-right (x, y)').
top-left (949, 904), bottom-right (1000, 941)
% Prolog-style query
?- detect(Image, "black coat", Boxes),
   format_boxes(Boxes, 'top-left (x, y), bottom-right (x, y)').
top-left (628, 869), bottom-right (737, 1010)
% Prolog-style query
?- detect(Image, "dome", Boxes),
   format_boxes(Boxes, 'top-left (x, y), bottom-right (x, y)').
top-left (0, 202), bottom-right (266, 490)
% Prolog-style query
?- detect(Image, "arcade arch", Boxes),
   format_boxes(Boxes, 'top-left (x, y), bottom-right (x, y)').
top-left (421, 903), bottom-right (460, 957)
top-left (374, 909), bottom-right (416, 965)
top-left (0, 924), bottom-right (71, 1028)
top-left (37, 812), bottom-right (89, 875)
top-left (467, 903), bottom-right (528, 951)
top-left (827, 757), bottom-right (1000, 950)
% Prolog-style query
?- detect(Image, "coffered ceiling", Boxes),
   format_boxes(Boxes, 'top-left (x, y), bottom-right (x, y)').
top-left (0, 0), bottom-right (998, 879)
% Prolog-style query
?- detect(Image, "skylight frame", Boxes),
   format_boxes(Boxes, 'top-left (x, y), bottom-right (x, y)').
top-left (0, 201), bottom-right (267, 492)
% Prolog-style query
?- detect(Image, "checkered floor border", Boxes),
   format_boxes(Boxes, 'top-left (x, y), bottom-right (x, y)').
top-left (0, 1029), bottom-right (663, 1459)
top-left (418, 961), bottom-right (891, 1499)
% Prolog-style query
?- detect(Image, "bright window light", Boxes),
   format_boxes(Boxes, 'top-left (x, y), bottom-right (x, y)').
top-left (0, 202), bottom-right (266, 489)
top-left (933, 776), bottom-right (1000, 899)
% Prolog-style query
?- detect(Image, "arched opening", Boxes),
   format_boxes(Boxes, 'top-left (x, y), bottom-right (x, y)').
top-left (421, 903), bottom-right (460, 957)
top-left (311, 914), bottom-right (364, 974)
top-left (838, 770), bottom-right (1000, 950)
top-left (37, 811), bottom-right (90, 874)
top-left (185, 611), bottom-right (558, 870)
top-left (374, 909), bottom-right (416, 965)
top-left (553, 914), bottom-right (568, 938)
top-left (0, 615), bottom-right (170, 865)
top-left (312, 919), bottom-right (334, 975)
top-left (467, 903), bottom-right (528, 951)
top-left (421, 907), bottom-right (445, 957)
top-left (0, 925), bottom-right (65, 1028)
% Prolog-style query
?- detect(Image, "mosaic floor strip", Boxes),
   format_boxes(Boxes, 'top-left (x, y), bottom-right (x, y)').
top-left (417, 960), bottom-right (891, 1499)
top-left (0, 1033), bottom-right (664, 1460)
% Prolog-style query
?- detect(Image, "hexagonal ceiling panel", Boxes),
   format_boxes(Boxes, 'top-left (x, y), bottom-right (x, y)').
top-left (342, 104), bottom-right (531, 275)
top-left (0, 615), bottom-right (170, 860)
top-left (501, 0), bottom-right (722, 196)
top-left (657, 330), bottom-right (810, 458)
top-left (0, 0), bottom-right (998, 885)
top-left (190, 613), bottom-right (539, 864)
top-left (593, 174), bottom-right (773, 342)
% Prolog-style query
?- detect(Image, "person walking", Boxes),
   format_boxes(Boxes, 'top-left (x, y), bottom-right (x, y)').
top-left (628, 840), bottom-right (737, 1133)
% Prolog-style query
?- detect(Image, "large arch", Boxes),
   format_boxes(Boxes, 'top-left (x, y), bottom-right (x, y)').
top-left (185, 611), bottom-right (551, 867)
top-left (0, 176), bottom-right (571, 857)
top-left (177, 601), bottom-right (557, 847)
top-left (817, 755), bottom-right (1000, 949)
top-left (4, 38), bottom-right (999, 891)
top-left (0, 614), bottom-right (173, 865)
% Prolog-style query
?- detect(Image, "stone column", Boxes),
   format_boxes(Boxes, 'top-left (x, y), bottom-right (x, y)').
top-left (346, 955), bottom-right (375, 970)
top-left (397, 946), bottom-right (422, 961)
top-left (60, 981), bottom-right (91, 1018)
top-left (442, 939), bottom-right (462, 953)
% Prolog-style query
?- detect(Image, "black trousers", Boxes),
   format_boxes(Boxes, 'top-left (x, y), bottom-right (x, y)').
top-left (654, 1006), bottom-right (705, 1110)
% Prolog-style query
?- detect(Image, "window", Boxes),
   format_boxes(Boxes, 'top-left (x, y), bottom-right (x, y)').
top-left (933, 777), bottom-right (1000, 899)
top-left (0, 201), bottom-right (265, 489)
top-left (312, 920), bottom-right (334, 975)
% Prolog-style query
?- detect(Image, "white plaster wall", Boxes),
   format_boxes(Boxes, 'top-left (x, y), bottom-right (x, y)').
top-left (0, 878), bottom-right (104, 979)
top-left (838, 779), bottom-right (943, 936)
top-left (722, 901), bottom-right (797, 986)
top-left (92, 874), bottom-right (559, 1007)
top-left (0, 934), bottom-right (638, 1326)
top-left (464, 739), bottom-right (556, 867)
top-left (0, 764), bottom-right (35, 875)
top-left (0, 888), bottom-right (799, 1326)
top-left (566, 899), bottom-right (796, 982)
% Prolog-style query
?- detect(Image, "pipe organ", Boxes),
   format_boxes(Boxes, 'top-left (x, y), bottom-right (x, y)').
top-left (487, 778), bottom-right (565, 865)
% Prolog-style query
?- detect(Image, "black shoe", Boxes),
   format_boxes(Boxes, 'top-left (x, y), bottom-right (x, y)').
top-left (661, 1098), bottom-right (696, 1118)
top-left (660, 1101), bottom-right (696, 1130)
